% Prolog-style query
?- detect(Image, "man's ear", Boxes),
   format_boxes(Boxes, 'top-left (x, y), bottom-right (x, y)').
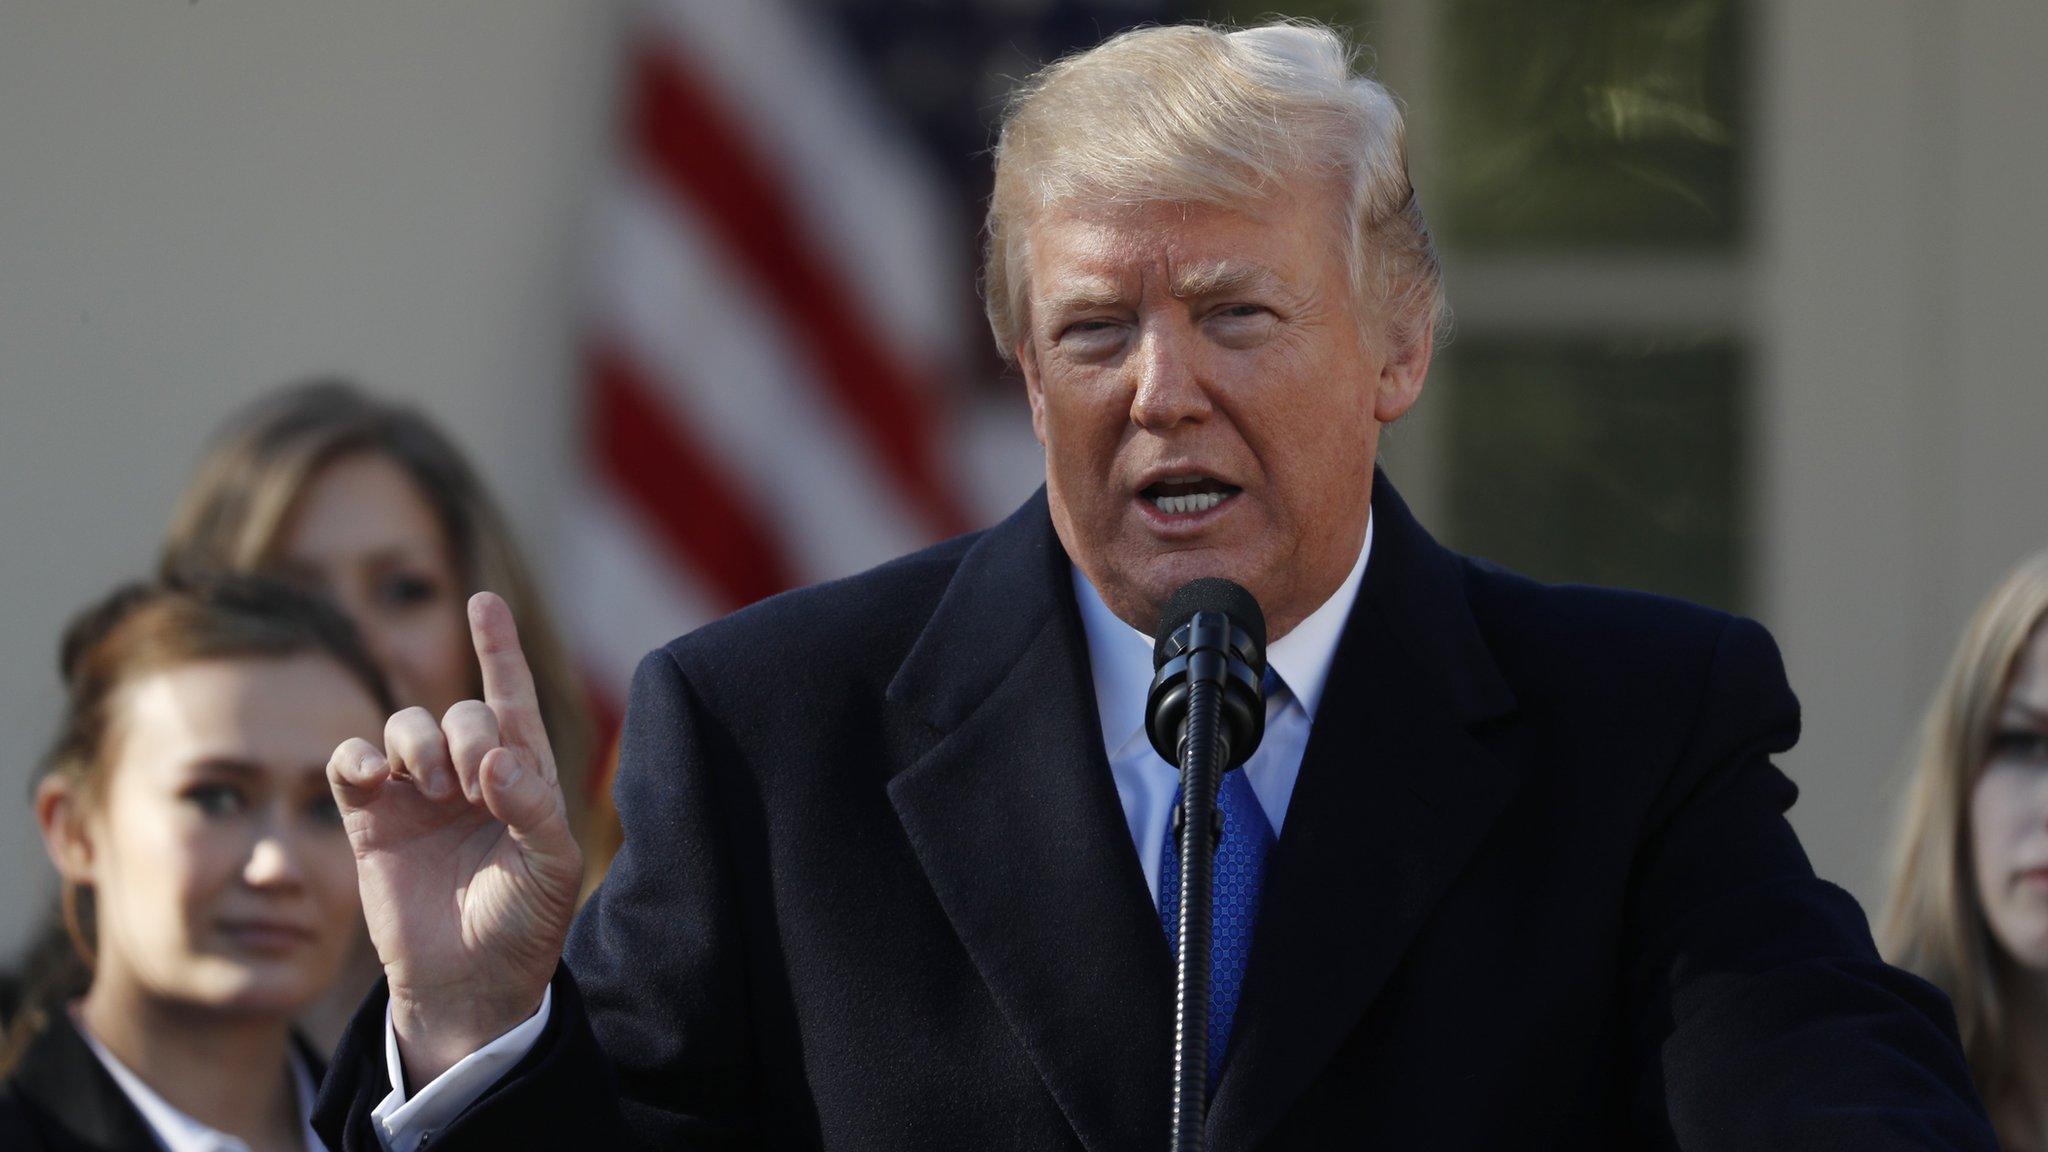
top-left (1018, 338), bottom-right (1049, 447)
top-left (35, 776), bottom-right (97, 886)
top-left (1374, 314), bottom-right (1435, 424)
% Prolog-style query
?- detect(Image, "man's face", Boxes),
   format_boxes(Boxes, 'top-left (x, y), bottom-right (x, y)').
top-left (1016, 189), bottom-right (1425, 640)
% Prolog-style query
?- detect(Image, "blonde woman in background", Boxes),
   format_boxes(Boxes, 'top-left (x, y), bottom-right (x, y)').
top-left (159, 379), bottom-right (616, 1050)
top-left (1885, 548), bottom-right (2048, 1150)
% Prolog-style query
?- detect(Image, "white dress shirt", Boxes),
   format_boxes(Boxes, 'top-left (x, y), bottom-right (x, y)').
top-left (376, 515), bottom-right (1372, 1150)
top-left (370, 985), bottom-right (551, 1152)
top-left (73, 1009), bottom-right (325, 1152)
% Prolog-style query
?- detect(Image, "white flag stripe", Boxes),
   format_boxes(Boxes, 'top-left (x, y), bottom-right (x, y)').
top-left (589, 174), bottom-right (934, 578)
top-left (639, 0), bottom-right (970, 363)
top-left (562, 482), bottom-right (726, 703)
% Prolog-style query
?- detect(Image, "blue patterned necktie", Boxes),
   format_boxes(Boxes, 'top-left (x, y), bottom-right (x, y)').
top-left (1158, 668), bottom-right (1282, 1094)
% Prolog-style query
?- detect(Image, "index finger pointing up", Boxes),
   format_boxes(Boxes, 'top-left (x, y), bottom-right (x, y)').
top-left (469, 591), bottom-right (549, 757)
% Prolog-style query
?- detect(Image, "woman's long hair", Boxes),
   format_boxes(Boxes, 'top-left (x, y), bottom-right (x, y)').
top-left (158, 380), bottom-right (598, 819)
top-left (1881, 547), bottom-right (2048, 1099)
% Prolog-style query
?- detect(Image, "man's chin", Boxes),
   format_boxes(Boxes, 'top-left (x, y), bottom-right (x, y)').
top-left (1111, 547), bottom-right (1264, 627)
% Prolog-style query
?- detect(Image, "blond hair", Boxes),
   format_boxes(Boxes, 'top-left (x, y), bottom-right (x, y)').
top-left (1882, 547), bottom-right (2048, 1097)
top-left (983, 20), bottom-right (1445, 362)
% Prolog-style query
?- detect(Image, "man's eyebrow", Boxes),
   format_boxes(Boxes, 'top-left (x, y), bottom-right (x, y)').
top-left (1170, 263), bottom-right (1279, 300)
top-left (1039, 281), bottom-right (1125, 315)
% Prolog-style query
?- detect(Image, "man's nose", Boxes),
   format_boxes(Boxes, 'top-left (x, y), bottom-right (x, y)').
top-left (1128, 320), bottom-right (1212, 432)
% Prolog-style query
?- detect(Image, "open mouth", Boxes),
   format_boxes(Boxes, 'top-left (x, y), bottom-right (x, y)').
top-left (1141, 476), bottom-right (1242, 516)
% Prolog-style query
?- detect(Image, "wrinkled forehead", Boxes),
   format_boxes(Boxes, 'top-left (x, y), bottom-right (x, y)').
top-left (1021, 194), bottom-right (1333, 306)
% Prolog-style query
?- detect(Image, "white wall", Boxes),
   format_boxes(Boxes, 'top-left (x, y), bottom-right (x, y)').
top-left (1758, 0), bottom-right (2048, 911)
top-left (0, 1), bottom-right (626, 957)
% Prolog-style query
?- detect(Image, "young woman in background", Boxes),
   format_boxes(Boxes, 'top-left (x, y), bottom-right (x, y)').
top-left (0, 576), bottom-right (390, 1151)
top-left (159, 380), bottom-right (612, 1048)
top-left (1885, 548), bottom-right (2048, 1151)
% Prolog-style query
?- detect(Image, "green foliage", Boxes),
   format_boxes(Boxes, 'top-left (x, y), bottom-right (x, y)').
top-left (1435, 0), bottom-right (1745, 250)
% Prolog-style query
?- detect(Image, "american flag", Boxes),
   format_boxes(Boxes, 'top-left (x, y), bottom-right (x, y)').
top-left (563, 0), bottom-right (1177, 769)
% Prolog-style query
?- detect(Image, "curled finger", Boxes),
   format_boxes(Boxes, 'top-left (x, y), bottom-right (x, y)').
top-left (328, 737), bottom-right (390, 808)
top-left (442, 699), bottom-right (502, 805)
top-left (386, 706), bottom-right (455, 802)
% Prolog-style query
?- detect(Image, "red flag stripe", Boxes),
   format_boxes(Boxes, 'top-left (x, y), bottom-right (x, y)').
top-left (588, 343), bottom-right (798, 611)
top-left (626, 41), bottom-right (971, 542)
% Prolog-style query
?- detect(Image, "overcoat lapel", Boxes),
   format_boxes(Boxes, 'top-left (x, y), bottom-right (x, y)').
top-left (1207, 477), bottom-right (1520, 1151)
top-left (7, 1009), bottom-right (167, 1151)
top-left (885, 490), bottom-right (1172, 1152)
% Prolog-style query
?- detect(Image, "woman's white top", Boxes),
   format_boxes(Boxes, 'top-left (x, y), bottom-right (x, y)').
top-left (72, 1010), bottom-right (325, 1152)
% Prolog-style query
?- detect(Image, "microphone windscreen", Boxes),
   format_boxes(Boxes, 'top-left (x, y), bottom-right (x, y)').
top-left (1153, 578), bottom-right (1267, 669)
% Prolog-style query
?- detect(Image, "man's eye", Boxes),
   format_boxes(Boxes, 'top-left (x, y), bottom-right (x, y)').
top-left (373, 572), bottom-right (442, 611)
top-left (1991, 730), bottom-right (2048, 764)
top-left (1206, 304), bottom-right (1275, 347)
top-left (1055, 320), bottom-right (1126, 359)
top-left (185, 784), bottom-right (247, 817)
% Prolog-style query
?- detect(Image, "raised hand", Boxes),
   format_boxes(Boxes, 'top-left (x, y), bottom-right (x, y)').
top-left (328, 591), bottom-right (584, 1086)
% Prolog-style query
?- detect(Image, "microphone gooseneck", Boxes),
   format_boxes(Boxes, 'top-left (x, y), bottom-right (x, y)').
top-left (1146, 578), bottom-right (1267, 1152)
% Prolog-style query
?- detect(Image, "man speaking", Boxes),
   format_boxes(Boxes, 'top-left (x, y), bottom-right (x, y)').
top-left (318, 21), bottom-right (1994, 1150)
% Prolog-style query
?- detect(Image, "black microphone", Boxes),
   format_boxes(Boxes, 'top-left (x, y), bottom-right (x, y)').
top-left (1147, 578), bottom-right (1268, 771)
top-left (1145, 578), bottom-right (1267, 1152)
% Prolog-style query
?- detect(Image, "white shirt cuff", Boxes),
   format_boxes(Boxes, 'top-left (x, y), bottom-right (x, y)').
top-left (370, 985), bottom-right (552, 1152)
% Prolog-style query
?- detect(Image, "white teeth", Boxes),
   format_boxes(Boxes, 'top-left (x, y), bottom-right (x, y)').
top-left (1152, 491), bottom-right (1226, 515)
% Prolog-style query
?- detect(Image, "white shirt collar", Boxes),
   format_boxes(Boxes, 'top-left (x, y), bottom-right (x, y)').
top-left (1073, 511), bottom-right (1373, 758)
top-left (72, 1008), bottom-right (324, 1152)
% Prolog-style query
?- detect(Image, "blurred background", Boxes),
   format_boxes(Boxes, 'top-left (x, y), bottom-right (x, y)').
top-left (1, 0), bottom-right (2044, 966)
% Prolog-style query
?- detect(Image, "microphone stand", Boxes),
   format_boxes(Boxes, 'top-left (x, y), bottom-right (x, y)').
top-left (1170, 670), bottom-right (1227, 1152)
top-left (1149, 587), bottom-right (1266, 1152)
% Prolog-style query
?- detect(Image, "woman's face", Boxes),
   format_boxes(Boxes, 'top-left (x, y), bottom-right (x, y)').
top-left (74, 655), bottom-right (377, 1013)
top-left (1971, 622), bottom-right (2048, 968)
top-left (274, 452), bottom-right (473, 718)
